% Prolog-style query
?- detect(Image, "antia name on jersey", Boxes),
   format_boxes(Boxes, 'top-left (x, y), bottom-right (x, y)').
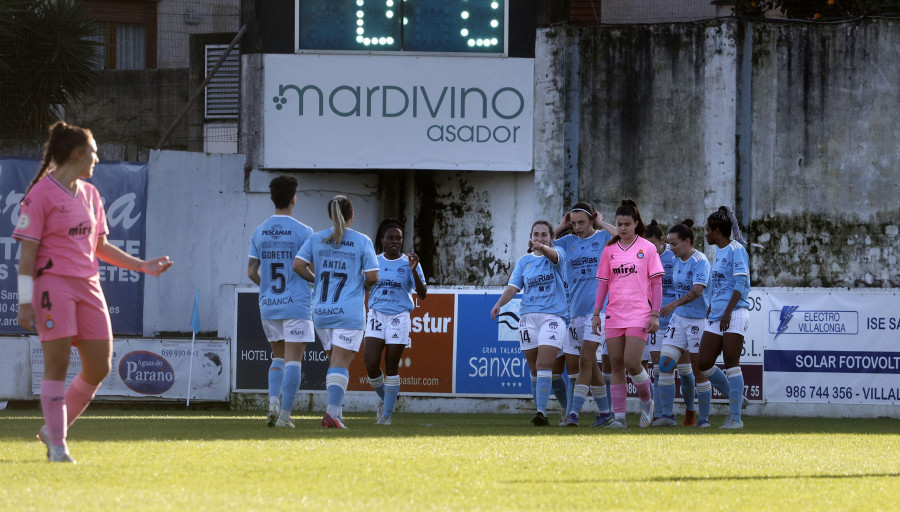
top-left (321, 259), bottom-right (348, 270)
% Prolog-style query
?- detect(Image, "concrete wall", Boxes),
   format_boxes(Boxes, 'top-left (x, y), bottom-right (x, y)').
top-left (534, 18), bottom-right (900, 288)
top-left (158, 0), bottom-right (241, 69)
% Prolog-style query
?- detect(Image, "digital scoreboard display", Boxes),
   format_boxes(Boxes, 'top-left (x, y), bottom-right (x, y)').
top-left (297, 0), bottom-right (506, 53)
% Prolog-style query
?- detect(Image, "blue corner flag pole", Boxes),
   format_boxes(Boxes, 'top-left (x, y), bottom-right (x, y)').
top-left (187, 290), bottom-right (201, 407)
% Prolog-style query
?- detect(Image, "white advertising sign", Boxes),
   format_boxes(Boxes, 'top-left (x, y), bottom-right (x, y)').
top-left (764, 291), bottom-right (900, 405)
top-left (263, 54), bottom-right (534, 171)
top-left (30, 338), bottom-right (230, 401)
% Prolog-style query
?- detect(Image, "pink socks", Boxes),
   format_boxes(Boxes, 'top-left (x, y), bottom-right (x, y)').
top-left (65, 374), bottom-right (100, 426)
top-left (40, 380), bottom-right (67, 447)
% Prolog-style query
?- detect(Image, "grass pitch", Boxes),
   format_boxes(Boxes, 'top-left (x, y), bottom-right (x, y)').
top-left (1, 409), bottom-right (898, 511)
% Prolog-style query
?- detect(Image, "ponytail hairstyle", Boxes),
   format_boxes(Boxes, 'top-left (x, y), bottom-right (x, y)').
top-left (374, 218), bottom-right (404, 254)
top-left (325, 195), bottom-right (353, 245)
top-left (668, 219), bottom-right (695, 245)
top-left (607, 199), bottom-right (645, 246)
top-left (527, 220), bottom-right (554, 253)
top-left (645, 219), bottom-right (664, 241)
top-left (707, 206), bottom-right (750, 247)
top-left (24, 121), bottom-right (93, 201)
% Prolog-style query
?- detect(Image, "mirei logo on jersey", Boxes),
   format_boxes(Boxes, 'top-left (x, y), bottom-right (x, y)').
top-left (68, 221), bottom-right (92, 239)
top-left (612, 263), bottom-right (636, 276)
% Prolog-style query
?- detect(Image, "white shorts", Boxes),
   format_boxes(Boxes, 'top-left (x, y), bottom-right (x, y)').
top-left (519, 313), bottom-right (566, 351)
top-left (565, 315), bottom-right (605, 356)
top-left (261, 318), bottom-right (314, 343)
top-left (365, 310), bottom-right (411, 347)
top-left (642, 334), bottom-right (653, 361)
top-left (316, 328), bottom-right (364, 352)
top-left (704, 308), bottom-right (750, 337)
top-left (663, 314), bottom-right (705, 354)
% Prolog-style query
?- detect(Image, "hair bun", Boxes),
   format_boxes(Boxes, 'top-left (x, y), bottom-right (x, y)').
top-left (649, 219), bottom-right (659, 226)
top-left (681, 219), bottom-right (694, 228)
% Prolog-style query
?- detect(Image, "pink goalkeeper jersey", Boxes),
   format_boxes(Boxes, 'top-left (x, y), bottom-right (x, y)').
top-left (596, 236), bottom-right (664, 328)
top-left (13, 174), bottom-right (108, 279)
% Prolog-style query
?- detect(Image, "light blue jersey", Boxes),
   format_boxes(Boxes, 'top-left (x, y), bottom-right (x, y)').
top-left (554, 230), bottom-right (612, 318)
top-left (708, 241), bottom-right (751, 321)
top-left (297, 228), bottom-right (379, 329)
top-left (508, 249), bottom-right (568, 319)
top-left (248, 215), bottom-right (314, 320)
top-left (672, 249), bottom-right (710, 319)
top-left (368, 253), bottom-right (425, 315)
top-left (659, 247), bottom-right (677, 330)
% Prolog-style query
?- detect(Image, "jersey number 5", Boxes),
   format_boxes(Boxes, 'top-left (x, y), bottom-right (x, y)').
top-left (270, 263), bottom-right (286, 294)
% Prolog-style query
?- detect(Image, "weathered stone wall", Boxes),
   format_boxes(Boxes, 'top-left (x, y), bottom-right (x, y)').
top-left (535, 18), bottom-right (899, 288)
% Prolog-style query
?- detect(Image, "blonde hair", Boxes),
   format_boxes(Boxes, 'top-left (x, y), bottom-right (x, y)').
top-left (325, 195), bottom-right (353, 244)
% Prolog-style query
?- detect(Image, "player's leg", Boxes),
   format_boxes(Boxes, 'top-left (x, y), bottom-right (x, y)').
top-left (605, 333), bottom-right (628, 427)
top-left (321, 329), bottom-right (361, 429)
top-left (651, 343), bottom-right (682, 427)
top-left (380, 344), bottom-right (405, 424)
top-left (39, 337), bottom-right (74, 461)
top-left (624, 333), bottom-right (654, 428)
top-left (569, 339), bottom-right (599, 425)
top-left (721, 310), bottom-right (748, 428)
top-left (364, 310), bottom-right (387, 406)
top-left (677, 349), bottom-right (696, 424)
top-left (266, 335), bottom-right (285, 426)
top-left (551, 354), bottom-right (568, 418)
top-left (601, 350), bottom-right (613, 412)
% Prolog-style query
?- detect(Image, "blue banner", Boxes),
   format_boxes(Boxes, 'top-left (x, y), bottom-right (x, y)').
top-left (0, 158), bottom-right (147, 334)
top-left (454, 292), bottom-right (531, 396)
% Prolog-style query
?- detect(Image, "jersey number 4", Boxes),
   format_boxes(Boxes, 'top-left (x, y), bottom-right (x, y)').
top-left (320, 271), bottom-right (348, 303)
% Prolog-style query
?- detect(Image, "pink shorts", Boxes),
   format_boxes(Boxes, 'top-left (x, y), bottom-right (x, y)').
top-left (33, 273), bottom-right (112, 343)
top-left (605, 326), bottom-right (649, 341)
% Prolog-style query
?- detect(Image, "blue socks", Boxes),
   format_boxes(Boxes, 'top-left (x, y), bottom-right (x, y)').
top-left (603, 372), bottom-right (612, 411)
top-left (368, 373), bottom-right (386, 400)
top-left (702, 366), bottom-right (730, 397)
top-left (571, 384), bottom-right (589, 418)
top-left (566, 374), bottom-right (578, 415)
top-left (325, 367), bottom-right (349, 418)
top-left (280, 362), bottom-right (301, 416)
top-left (590, 385), bottom-right (609, 413)
top-left (727, 367), bottom-right (744, 421)
top-left (678, 364), bottom-right (696, 411)
top-left (697, 381), bottom-right (712, 422)
top-left (651, 366), bottom-right (660, 412)
top-left (530, 375), bottom-right (537, 403)
top-left (551, 374), bottom-right (568, 410)
top-left (268, 358), bottom-right (284, 402)
top-left (658, 372), bottom-right (676, 418)
top-left (535, 370), bottom-right (552, 414)
top-left (383, 374), bottom-right (400, 419)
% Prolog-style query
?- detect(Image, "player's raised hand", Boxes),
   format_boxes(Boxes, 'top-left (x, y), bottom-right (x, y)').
top-left (141, 256), bottom-right (174, 276)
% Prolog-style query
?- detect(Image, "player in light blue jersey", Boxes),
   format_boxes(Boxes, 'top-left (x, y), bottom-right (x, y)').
top-left (294, 195), bottom-right (378, 429)
top-left (553, 202), bottom-right (617, 427)
top-left (651, 220), bottom-right (709, 427)
top-left (645, 220), bottom-right (677, 421)
top-left (698, 206), bottom-right (753, 429)
top-left (248, 176), bottom-right (314, 428)
top-left (364, 219), bottom-right (427, 426)
top-left (491, 220), bottom-right (569, 427)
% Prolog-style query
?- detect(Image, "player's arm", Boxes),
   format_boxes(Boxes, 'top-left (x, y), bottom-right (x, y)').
top-left (553, 213), bottom-right (572, 238)
top-left (364, 270), bottom-right (379, 289)
top-left (292, 257), bottom-right (315, 283)
top-left (597, 213), bottom-right (616, 236)
top-left (490, 285), bottom-right (519, 320)
top-left (660, 283), bottom-right (704, 318)
top-left (95, 235), bottom-right (173, 276)
top-left (409, 253), bottom-right (427, 299)
top-left (247, 257), bottom-right (261, 286)
top-left (16, 240), bottom-right (38, 332)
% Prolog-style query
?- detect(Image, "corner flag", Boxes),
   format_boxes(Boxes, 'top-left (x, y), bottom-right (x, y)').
top-left (187, 289), bottom-right (200, 406)
top-left (191, 290), bottom-right (201, 334)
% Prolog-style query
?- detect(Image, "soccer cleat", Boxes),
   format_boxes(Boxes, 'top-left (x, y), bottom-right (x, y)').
top-left (47, 445), bottom-right (75, 463)
top-left (742, 396), bottom-right (750, 409)
top-left (531, 411), bottom-right (550, 427)
top-left (650, 415), bottom-right (677, 427)
top-left (377, 401), bottom-right (384, 421)
top-left (266, 400), bottom-right (279, 427)
top-left (558, 412), bottom-right (568, 426)
top-left (565, 412), bottom-right (579, 427)
top-left (697, 420), bottom-right (712, 428)
top-left (720, 418), bottom-right (744, 429)
top-left (322, 413), bottom-right (349, 429)
top-left (376, 416), bottom-right (392, 426)
top-left (684, 409), bottom-right (697, 427)
top-left (275, 418), bottom-right (295, 428)
top-left (36, 425), bottom-right (50, 458)
top-left (639, 399), bottom-right (655, 428)
top-left (604, 420), bottom-right (626, 429)
top-left (591, 412), bottom-right (614, 427)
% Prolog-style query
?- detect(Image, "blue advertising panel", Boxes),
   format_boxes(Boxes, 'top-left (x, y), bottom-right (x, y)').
top-left (0, 158), bottom-right (147, 334)
top-left (454, 292), bottom-right (531, 396)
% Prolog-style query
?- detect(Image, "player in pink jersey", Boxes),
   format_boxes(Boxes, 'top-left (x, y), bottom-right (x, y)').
top-left (13, 121), bottom-right (173, 463)
top-left (591, 200), bottom-right (663, 428)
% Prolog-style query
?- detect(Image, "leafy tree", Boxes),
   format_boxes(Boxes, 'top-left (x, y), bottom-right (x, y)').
top-left (734, 0), bottom-right (900, 18)
top-left (0, 0), bottom-right (102, 138)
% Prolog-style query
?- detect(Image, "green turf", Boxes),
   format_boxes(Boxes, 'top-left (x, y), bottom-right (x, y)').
top-left (1, 410), bottom-right (898, 511)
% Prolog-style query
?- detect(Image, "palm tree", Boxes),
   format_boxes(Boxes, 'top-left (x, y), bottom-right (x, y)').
top-left (0, 0), bottom-right (102, 138)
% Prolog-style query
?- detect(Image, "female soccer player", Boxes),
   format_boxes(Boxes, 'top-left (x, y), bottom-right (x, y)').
top-left (15, 121), bottom-right (173, 463)
top-left (645, 220), bottom-right (677, 420)
top-left (364, 219), bottom-right (427, 425)
top-left (651, 220), bottom-right (709, 427)
top-left (294, 195), bottom-right (378, 429)
top-left (552, 203), bottom-right (615, 427)
top-left (591, 200), bottom-right (663, 428)
top-left (491, 220), bottom-right (568, 427)
top-left (248, 176), bottom-right (314, 428)
top-left (698, 206), bottom-right (753, 429)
